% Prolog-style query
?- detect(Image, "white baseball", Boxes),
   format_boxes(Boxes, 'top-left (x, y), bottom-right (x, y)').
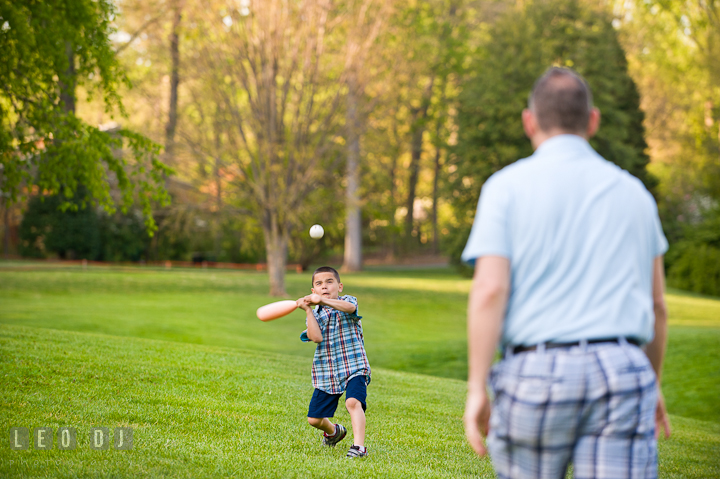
top-left (309, 224), bottom-right (324, 239)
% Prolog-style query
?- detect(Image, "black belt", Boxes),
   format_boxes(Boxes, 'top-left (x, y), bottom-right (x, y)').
top-left (509, 337), bottom-right (641, 355)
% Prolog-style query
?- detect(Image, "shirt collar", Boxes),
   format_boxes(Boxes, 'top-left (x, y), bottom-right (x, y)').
top-left (533, 134), bottom-right (591, 158)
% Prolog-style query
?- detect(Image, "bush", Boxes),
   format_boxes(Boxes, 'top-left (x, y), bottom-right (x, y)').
top-left (666, 207), bottom-right (720, 297)
top-left (19, 191), bottom-right (147, 261)
top-left (19, 194), bottom-right (101, 260)
top-left (98, 211), bottom-right (149, 262)
top-left (19, 193), bottom-right (269, 264)
top-left (443, 222), bottom-right (474, 277)
top-left (667, 243), bottom-right (720, 297)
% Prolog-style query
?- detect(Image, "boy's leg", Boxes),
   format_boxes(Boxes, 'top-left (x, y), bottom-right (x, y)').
top-left (344, 376), bottom-right (368, 447)
top-left (308, 388), bottom-right (347, 446)
top-left (307, 417), bottom-right (335, 435)
top-left (345, 399), bottom-right (365, 446)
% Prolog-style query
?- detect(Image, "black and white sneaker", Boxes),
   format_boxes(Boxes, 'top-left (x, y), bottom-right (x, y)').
top-left (346, 445), bottom-right (368, 458)
top-left (322, 424), bottom-right (347, 447)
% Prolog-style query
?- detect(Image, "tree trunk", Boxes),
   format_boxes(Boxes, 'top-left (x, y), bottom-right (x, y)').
top-left (386, 121), bottom-right (401, 260)
top-left (404, 123), bottom-right (423, 242)
top-left (403, 77), bottom-right (434, 243)
top-left (343, 73), bottom-right (362, 272)
top-left (386, 154), bottom-right (397, 260)
top-left (59, 42), bottom-right (75, 114)
top-left (3, 198), bottom-right (9, 258)
top-left (431, 81), bottom-right (446, 254)
top-left (431, 142), bottom-right (441, 253)
top-left (165, 4), bottom-right (182, 165)
top-left (214, 116), bottom-right (222, 260)
top-left (263, 211), bottom-right (288, 296)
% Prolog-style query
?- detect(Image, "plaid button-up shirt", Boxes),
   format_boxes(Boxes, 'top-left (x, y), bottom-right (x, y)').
top-left (309, 295), bottom-right (371, 394)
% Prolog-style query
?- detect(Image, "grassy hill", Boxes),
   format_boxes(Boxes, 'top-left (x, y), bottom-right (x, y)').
top-left (0, 324), bottom-right (493, 478)
top-left (0, 264), bottom-right (718, 477)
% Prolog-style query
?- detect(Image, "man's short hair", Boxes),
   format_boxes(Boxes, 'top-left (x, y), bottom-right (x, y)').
top-left (529, 67), bottom-right (593, 134)
top-left (312, 266), bottom-right (341, 285)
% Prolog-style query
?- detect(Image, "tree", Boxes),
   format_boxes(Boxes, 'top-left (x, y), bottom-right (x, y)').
top-left (617, 0), bottom-right (720, 239)
top-left (0, 0), bottom-right (169, 235)
top-left (395, 2), bottom-right (447, 246)
top-left (184, 0), bottom-right (352, 295)
top-left (447, 0), bottom-right (654, 264)
top-left (341, 0), bottom-right (389, 273)
top-left (616, 0), bottom-right (720, 293)
top-left (164, 0), bottom-right (183, 168)
top-left (363, 0), bottom-right (466, 254)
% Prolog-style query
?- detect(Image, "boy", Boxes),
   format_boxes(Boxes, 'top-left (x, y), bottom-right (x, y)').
top-left (296, 266), bottom-right (371, 458)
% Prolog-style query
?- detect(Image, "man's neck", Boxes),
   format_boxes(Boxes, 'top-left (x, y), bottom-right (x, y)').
top-left (531, 130), bottom-right (587, 150)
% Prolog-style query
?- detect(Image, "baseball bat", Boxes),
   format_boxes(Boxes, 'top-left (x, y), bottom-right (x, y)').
top-left (256, 300), bottom-right (299, 322)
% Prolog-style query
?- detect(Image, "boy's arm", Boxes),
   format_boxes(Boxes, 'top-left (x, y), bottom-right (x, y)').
top-left (318, 296), bottom-right (357, 314)
top-left (297, 298), bottom-right (323, 343)
top-left (305, 294), bottom-right (357, 314)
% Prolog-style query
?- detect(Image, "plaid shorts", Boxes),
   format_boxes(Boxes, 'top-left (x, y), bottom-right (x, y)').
top-left (488, 339), bottom-right (658, 479)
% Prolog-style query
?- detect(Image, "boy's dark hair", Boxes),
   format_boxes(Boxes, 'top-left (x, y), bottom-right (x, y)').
top-left (312, 266), bottom-right (341, 285)
top-left (529, 67), bottom-right (593, 134)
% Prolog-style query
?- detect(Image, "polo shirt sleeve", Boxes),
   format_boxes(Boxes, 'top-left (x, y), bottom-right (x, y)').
top-left (461, 174), bottom-right (512, 265)
top-left (338, 295), bottom-right (360, 321)
top-left (650, 202), bottom-right (668, 257)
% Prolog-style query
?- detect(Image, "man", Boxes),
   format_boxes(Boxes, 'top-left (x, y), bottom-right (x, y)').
top-left (462, 67), bottom-right (671, 479)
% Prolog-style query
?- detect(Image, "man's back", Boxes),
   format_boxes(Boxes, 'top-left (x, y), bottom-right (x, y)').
top-left (462, 134), bottom-right (667, 346)
top-left (462, 67), bottom-right (670, 478)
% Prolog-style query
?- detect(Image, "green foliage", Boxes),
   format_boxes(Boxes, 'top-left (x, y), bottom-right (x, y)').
top-left (287, 185), bottom-right (346, 269)
top-left (213, 218), bottom-right (265, 264)
top-left (359, 0), bottom-right (469, 253)
top-left (98, 210), bottom-right (148, 262)
top-left (446, 0), bottom-right (654, 264)
top-left (19, 187), bottom-right (149, 261)
top-left (619, 0), bottom-right (720, 258)
top-left (0, 0), bottom-right (170, 232)
top-left (18, 191), bottom-right (155, 262)
top-left (667, 208), bottom-right (720, 296)
top-left (17, 192), bottom-right (270, 263)
top-left (19, 193), bottom-right (101, 260)
top-left (668, 244), bottom-right (720, 296)
top-left (147, 209), bottom-right (266, 263)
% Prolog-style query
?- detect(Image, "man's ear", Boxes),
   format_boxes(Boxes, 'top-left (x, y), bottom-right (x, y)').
top-left (586, 107), bottom-right (601, 138)
top-left (338, 283), bottom-right (343, 293)
top-left (522, 109), bottom-right (537, 139)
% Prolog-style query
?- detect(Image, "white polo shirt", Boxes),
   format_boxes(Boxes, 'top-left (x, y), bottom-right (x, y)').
top-left (462, 135), bottom-right (668, 347)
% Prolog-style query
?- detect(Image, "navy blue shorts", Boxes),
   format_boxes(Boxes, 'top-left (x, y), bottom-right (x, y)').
top-left (307, 376), bottom-right (368, 419)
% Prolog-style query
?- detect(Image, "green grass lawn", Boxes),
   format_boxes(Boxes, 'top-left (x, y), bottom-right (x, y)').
top-left (1, 264), bottom-right (719, 477)
top-left (0, 325), bottom-right (494, 478)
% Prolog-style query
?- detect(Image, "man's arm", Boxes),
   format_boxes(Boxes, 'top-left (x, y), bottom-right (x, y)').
top-left (464, 256), bottom-right (511, 456)
top-left (644, 255), bottom-right (671, 438)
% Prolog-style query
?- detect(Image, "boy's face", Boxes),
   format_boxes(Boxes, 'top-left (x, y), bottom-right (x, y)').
top-left (311, 272), bottom-right (343, 299)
